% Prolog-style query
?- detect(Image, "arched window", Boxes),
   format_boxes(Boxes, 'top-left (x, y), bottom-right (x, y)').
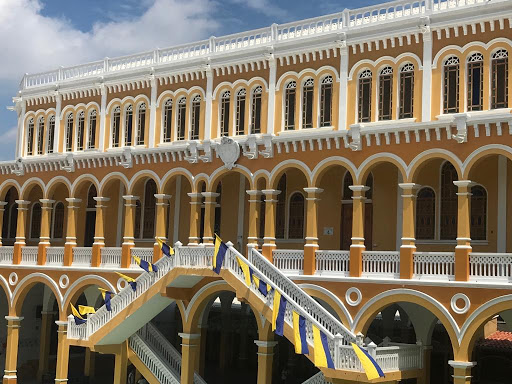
top-left (137, 103), bottom-right (146, 146)
top-left (163, 99), bottom-right (173, 142)
top-left (440, 162), bottom-right (458, 240)
top-left (399, 63), bottom-right (414, 119)
top-left (30, 203), bottom-right (42, 239)
top-left (124, 104), bottom-right (133, 146)
top-left (288, 193), bottom-right (305, 239)
top-left (88, 109), bottom-right (97, 149)
top-left (77, 111), bottom-right (85, 151)
top-left (416, 187), bottom-right (435, 240)
top-left (284, 81), bottom-right (296, 130)
top-left (471, 185), bottom-right (487, 240)
top-left (492, 49), bottom-right (509, 109)
top-left (191, 95), bottom-right (201, 140)
top-left (236, 88), bottom-right (246, 135)
top-left (220, 91), bottom-right (231, 137)
top-left (47, 115), bottom-right (55, 154)
top-left (302, 78), bottom-right (314, 128)
top-left (443, 56), bottom-right (460, 114)
top-left (65, 113), bottom-right (74, 152)
top-left (379, 66), bottom-right (393, 121)
top-left (275, 174), bottom-right (287, 238)
top-left (358, 69), bottom-right (372, 122)
top-left (467, 53), bottom-right (484, 111)
top-left (320, 76), bottom-right (333, 127)
top-left (112, 106), bottom-right (121, 148)
top-left (52, 202), bottom-right (65, 239)
top-left (177, 97), bottom-right (186, 141)
top-left (251, 86), bottom-right (262, 134)
top-left (37, 117), bottom-right (45, 155)
top-left (142, 180), bottom-right (157, 239)
top-left (26, 118), bottom-right (34, 155)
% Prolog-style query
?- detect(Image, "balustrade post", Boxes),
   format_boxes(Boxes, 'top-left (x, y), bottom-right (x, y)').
top-left (153, 194), bottom-right (171, 261)
top-left (54, 320), bottom-right (70, 383)
top-left (349, 186), bottom-right (369, 277)
top-left (0, 202), bottom-right (7, 246)
top-left (179, 332), bottom-right (201, 384)
top-left (187, 193), bottom-right (202, 245)
top-left (246, 190), bottom-right (262, 253)
top-left (262, 189), bottom-right (281, 262)
top-left (13, 200), bottom-right (30, 265)
top-left (454, 181), bottom-right (473, 281)
top-left (303, 188), bottom-right (323, 275)
top-left (201, 192), bottom-right (219, 246)
top-left (448, 361), bottom-right (476, 384)
top-left (3, 316), bottom-right (23, 384)
top-left (38, 199), bottom-right (54, 265)
top-left (64, 198), bottom-right (81, 266)
top-left (121, 196), bottom-right (138, 268)
top-left (399, 184), bottom-right (420, 279)
top-left (255, 339), bottom-right (277, 384)
top-left (92, 197), bottom-right (110, 267)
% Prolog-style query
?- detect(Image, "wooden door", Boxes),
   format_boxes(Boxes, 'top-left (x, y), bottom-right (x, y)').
top-left (340, 203), bottom-right (373, 250)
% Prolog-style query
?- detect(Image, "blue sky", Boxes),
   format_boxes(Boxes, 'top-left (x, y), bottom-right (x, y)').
top-left (0, 0), bottom-right (381, 160)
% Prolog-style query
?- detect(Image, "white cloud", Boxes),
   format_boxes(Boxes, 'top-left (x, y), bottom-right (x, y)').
top-left (228, 0), bottom-right (288, 19)
top-left (0, 127), bottom-right (18, 143)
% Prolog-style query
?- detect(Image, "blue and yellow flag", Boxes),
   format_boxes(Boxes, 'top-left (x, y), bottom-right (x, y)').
top-left (116, 272), bottom-right (137, 291)
top-left (236, 256), bottom-right (252, 287)
top-left (212, 235), bottom-right (227, 274)
top-left (156, 237), bottom-right (174, 257)
top-left (313, 325), bottom-right (334, 369)
top-left (272, 290), bottom-right (287, 336)
top-left (293, 311), bottom-right (309, 355)
top-left (70, 304), bottom-right (86, 325)
top-left (132, 255), bottom-right (158, 273)
top-left (98, 288), bottom-right (113, 312)
top-left (78, 305), bottom-right (96, 316)
top-left (351, 343), bottom-right (385, 380)
top-left (252, 274), bottom-right (271, 297)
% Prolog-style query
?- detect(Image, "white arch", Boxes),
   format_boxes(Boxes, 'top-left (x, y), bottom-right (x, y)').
top-left (356, 152), bottom-right (407, 182)
top-left (276, 65), bottom-right (340, 91)
top-left (207, 164), bottom-right (254, 189)
top-left (62, 274), bottom-right (118, 311)
top-left (406, 148), bottom-right (463, 180)
top-left (184, 280), bottom-right (228, 323)
top-left (105, 95), bottom-right (150, 116)
top-left (311, 156), bottom-right (358, 184)
top-left (0, 179), bottom-right (22, 197)
top-left (20, 177), bottom-right (45, 198)
top-left (212, 77), bottom-right (269, 100)
top-left (97, 171), bottom-right (130, 194)
top-left (44, 176), bottom-right (72, 197)
top-left (0, 275), bottom-right (12, 303)
top-left (348, 53), bottom-right (423, 80)
top-left (70, 174), bottom-right (101, 196)
top-left (12, 272), bottom-right (63, 309)
top-left (127, 170), bottom-right (161, 193)
top-left (59, 102), bottom-right (100, 120)
top-left (462, 144), bottom-right (512, 176)
top-left (268, 159), bottom-right (313, 187)
top-left (159, 167), bottom-right (195, 191)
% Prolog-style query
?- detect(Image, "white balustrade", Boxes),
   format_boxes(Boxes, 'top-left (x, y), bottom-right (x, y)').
top-left (374, 344), bottom-right (422, 372)
top-left (21, 246), bottom-right (38, 265)
top-left (301, 372), bottom-right (328, 384)
top-left (100, 247), bottom-right (122, 267)
top-left (273, 250), bottom-right (304, 274)
top-left (46, 247), bottom-right (64, 266)
top-left (362, 251), bottom-right (400, 277)
top-left (470, 253), bottom-right (512, 282)
top-left (413, 252), bottom-right (454, 280)
top-left (0, 246), bottom-right (13, 264)
top-left (315, 250), bottom-right (350, 275)
top-left (130, 247), bottom-right (154, 267)
top-left (73, 247), bottom-right (92, 266)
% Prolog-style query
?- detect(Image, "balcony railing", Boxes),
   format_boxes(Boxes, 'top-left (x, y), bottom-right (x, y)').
top-left (362, 251), bottom-right (400, 278)
top-left (73, 247), bottom-right (92, 266)
top-left (413, 252), bottom-right (455, 280)
top-left (315, 250), bottom-right (350, 276)
top-left (470, 253), bottom-right (512, 282)
top-left (21, 246), bottom-right (38, 265)
top-left (46, 247), bottom-right (64, 266)
top-left (272, 250), bottom-right (304, 274)
top-left (101, 247), bottom-right (122, 267)
top-left (130, 247), bottom-right (154, 267)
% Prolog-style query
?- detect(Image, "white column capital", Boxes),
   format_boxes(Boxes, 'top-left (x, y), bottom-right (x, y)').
top-left (65, 198), bottom-right (82, 205)
top-left (5, 316), bottom-right (23, 322)
top-left (348, 185), bottom-right (370, 193)
top-left (254, 340), bottom-right (278, 348)
top-left (453, 180), bottom-right (474, 188)
top-left (398, 183), bottom-right (421, 191)
top-left (93, 197), bottom-right (110, 203)
top-left (122, 195), bottom-right (139, 202)
top-left (0, 202), bottom-right (8, 207)
top-left (448, 360), bottom-right (477, 369)
top-left (303, 187), bottom-right (324, 195)
top-left (14, 200), bottom-right (30, 206)
top-left (246, 190), bottom-right (263, 197)
top-left (201, 192), bottom-right (220, 199)
top-left (39, 199), bottom-right (56, 205)
top-left (154, 194), bottom-right (172, 200)
top-left (262, 189), bottom-right (281, 196)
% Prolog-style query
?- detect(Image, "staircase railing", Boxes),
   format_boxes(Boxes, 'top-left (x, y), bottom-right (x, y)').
top-left (301, 371), bottom-right (327, 384)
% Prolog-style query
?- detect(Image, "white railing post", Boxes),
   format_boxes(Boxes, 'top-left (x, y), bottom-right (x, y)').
top-left (367, 342), bottom-right (377, 359)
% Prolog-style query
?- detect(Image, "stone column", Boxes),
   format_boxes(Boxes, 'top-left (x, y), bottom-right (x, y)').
top-left (3, 316), bottom-right (23, 384)
top-left (421, 24), bottom-right (433, 122)
top-left (399, 183), bottom-right (420, 279)
top-left (246, 190), bottom-right (262, 252)
top-left (64, 198), bottom-right (81, 266)
top-left (121, 195), bottom-right (138, 268)
top-left (13, 200), bottom-right (30, 265)
top-left (303, 188), bottom-right (323, 275)
top-left (0, 202), bottom-right (7, 246)
top-left (187, 193), bottom-right (202, 245)
top-left (38, 199), bottom-right (55, 265)
top-left (454, 181), bottom-right (473, 281)
top-left (267, 56), bottom-right (276, 135)
top-left (349, 186), bottom-right (369, 277)
top-left (98, 84), bottom-right (107, 151)
top-left (448, 360), bottom-right (476, 384)
top-left (153, 194), bottom-right (171, 261)
top-left (84, 348), bottom-right (95, 381)
top-left (54, 320), bottom-right (70, 384)
top-left (92, 197), bottom-right (110, 267)
top-left (179, 332), bottom-right (201, 384)
top-left (37, 311), bottom-right (55, 381)
top-left (198, 326), bottom-right (208, 376)
top-left (204, 66), bottom-right (213, 141)
top-left (148, 76), bottom-right (157, 148)
top-left (201, 192), bottom-right (219, 246)
top-left (262, 189), bottom-right (280, 262)
top-left (113, 341), bottom-right (128, 384)
top-left (338, 39), bottom-right (349, 130)
top-left (255, 339), bottom-right (277, 384)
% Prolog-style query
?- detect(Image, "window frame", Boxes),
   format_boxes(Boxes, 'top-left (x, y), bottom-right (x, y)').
top-left (320, 75), bottom-right (333, 127)
top-left (77, 111), bottom-right (85, 151)
top-left (36, 117), bottom-right (45, 155)
top-left (466, 52), bottom-right (484, 112)
top-left (65, 113), bottom-right (74, 152)
top-left (443, 56), bottom-right (460, 114)
top-left (176, 97), bottom-right (187, 141)
top-left (163, 98), bottom-right (173, 143)
top-left (87, 109), bottom-right (97, 150)
top-left (190, 94), bottom-right (201, 140)
top-left (51, 201), bottom-right (65, 240)
top-left (284, 81), bottom-right (297, 131)
top-left (378, 66), bottom-right (393, 121)
top-left (399, 63), bottom-right (415, 119)
top-left (111, 106), bottom-right (121, 148)
top-left (26, 118), bottom-right (35, 156)
top-left (286, 191), bottom-right (305, 239)
top-left (301, 78), bottom-right (314, 129)
top-left (136, 102), bottom-right (147, 146)
top-left (47, 115), bottom-right (55, 154)
top-left (415, 187), bottom-right (436, 240)
top-left (220, 90), bottom-right (231, 137)
top-left (29, 202), bottom-right (42, 240)
top-left (236, 88), bottom-right (247, 135)
top-left (250, 85), bottom-right (263, 134)
top-left (491, 49), bottom-right (509, 110)
top-left (358, 69), bottom-right (373, 123)
top-left (124, 104), bottom-right (134, 146)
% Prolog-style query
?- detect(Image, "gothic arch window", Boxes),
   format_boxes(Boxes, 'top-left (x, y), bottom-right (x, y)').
top-left (275, 174), bottom-right (287, 238)
top-left (220, 90), bottom-right (231, 137)
top-left (52, 202), bottom-right (65, 239)
top-left (47, 115), bottom-right (55, 154)
top-left (251, 86), bottom-right (262, 134)
top-left (190, 95), bottom-right (201, 140)
top-left (77, 111), bottom-right (85, 151)
top-left (342, 171), bottom-right (353, 200)
top-left (65, 113), bottom-right (74, 152)
top-left (163, 99), bottom-right (173, 142)
top-left (302, 78), bottom-right (314, 128)
top-left (177, 97), bottom-right (186, 141)
top-left (358, 69), bottom-right (372, 122)
top-left (112, 106), bottom-right (121, 148)
top-left (467, 53), bottom-right (484, 111)
top-left (88, 109), bottom-right (97, 149)
top-left (440, 162), bottom-right (458, 240)
top-left (137, 103), bottom-right (146, 146)
top-left (37, 117), bottom-right (45, 155)
top-left (470, 185), bottom-right (487, 240)
top-left (288, 193), bottom-right (305, 239)
top-left (284, 81), bottom-right (297, 130)
top-left (379, 66), bottom-right (393, 121)
top-left (236, 88), bottom-right (247, 135)
top-left (124, 104), bottom-right (134, 146)
top-left (142, 180), bottom-right (157, 239)
top-left (26, 118), bottom-right (34, 155)
top-left (443, 56), bottom-right (460, 114)
top-left (399, 63), bottom-right (414, 119)
top-left (492, 49), bottom-right (509, 109)
top-left (30, 203), bottom-right (42, 239)
top-left (416, 187), bottom-right (435, 240)
top-left (320, 76), bottom-right (333, 127)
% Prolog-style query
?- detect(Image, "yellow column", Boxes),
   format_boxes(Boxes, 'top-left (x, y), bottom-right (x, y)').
top-left (448, 360), bottom-right (476, 384)
top-left (38, 199), bottom-right (54, 265)
top-left (64, 198), bottom-right (81, 266)
top-left (0, 202), bottom-right (7, 246)
top-left (246, 190), bottom-right (262, 253)
top-left (37, 311), bottom-right (55, 381)
top-left (262, 189), bottom-right (280, 262)
top-left (349, 186), bottom-right (369, 277)
top-left (254, 339), bottom-right (277, 384)
top-left (303, 187), bottom-right (323, 275)
top-left (3, 316), bottom-right (22, 384)
top-left (179, 332), bottom-right (201, 384)
top-left (454, 181), bottom-right (473, 282)
top-left (417, 345), bottom-right (432, 384)
top-left (153, 194), bottom-right (171, 261)
top-left (55, 320), bottom-right (70, 383)
top-left (113, 341), bottom-right (128, 384)
top-left (13, 200), bottom-right (29, 265)
top-left (202, 192), bottom-right (219, 246)
top-left (84, 348), bottom-right (95, 380)
top-left (187, 193), bottom-right (202, 245)
top-left (121, 195), bottom-right (138, 268)
top-left (92, 197), bottom-right (110, 267)
top-left (399, 183), bottom-right (420, 279)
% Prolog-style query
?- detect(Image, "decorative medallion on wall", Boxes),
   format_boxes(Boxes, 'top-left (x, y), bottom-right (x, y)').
top-left (451, 293), bottom-right (470, 314)
top-left (117, 278), bottom-right (128, 291)
top-left (217, 137), bottom-right (240, 170)
top-left (8, 272), bottom-right (18, 286)
top-left (59, 275), bottom-right (69, 289)
top-left (345, 287), bottom-right (362, 306)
